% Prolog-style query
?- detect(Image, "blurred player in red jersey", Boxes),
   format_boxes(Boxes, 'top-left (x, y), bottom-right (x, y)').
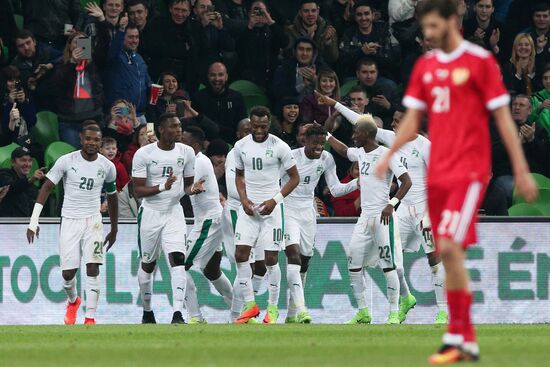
top-left (375, 0), bottom-right (538, 364)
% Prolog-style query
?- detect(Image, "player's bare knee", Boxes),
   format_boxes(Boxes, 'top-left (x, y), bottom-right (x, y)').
top-left (264, 251), bottom-right (279, 266)
top-left (86, 263), bottom-right (100, 277)
top-left (203, 254), bottom-right (222, 280)
top-left (169, 252), bottom-right (186, 267)
top-left (426, 252), bottom-right (441, 267)
top-left (253, 260), bottom-right (266, 276)
top-left (62, 269), bottom-right (77, 281)
top-left (141, 261), bottom-right (156, 273)
top-left (235, 245), bottom-right (251, 263)
top-left (285, 245), bottom-right (301, 265)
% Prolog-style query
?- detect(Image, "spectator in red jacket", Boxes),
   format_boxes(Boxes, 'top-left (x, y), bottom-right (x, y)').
top-left (331, 162), bottom-right (360, 216)
top-left (100, 136), bottom-right (129, 192)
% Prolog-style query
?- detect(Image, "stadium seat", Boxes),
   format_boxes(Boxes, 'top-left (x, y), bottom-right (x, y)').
top-left (13, 14), bottom-right (23, 30)
top-left (80, 0), bottom-right (99, 10)
top-left (44, 142), bottom-right (75, 169)
top-left (243, 93), bottom-right (270, 113)
top-left (0, 143), bottom-right (21, 168)
top-left (508, 203), bottom-right (544, 217)
top-left (531, 173), bottom-right (550, 189)
top-left (340, 79), bottom-right (358, 96)
top-left (230, 80), bottom-right (265, 96)
top-left (32, 111), bottom-right (60, 148)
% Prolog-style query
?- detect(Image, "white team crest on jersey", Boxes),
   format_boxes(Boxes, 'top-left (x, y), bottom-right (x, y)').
top-left (423, 72), bottom-right (433, 84)
top-left (452, 68), bottom-right (470, 86)
top-left (265, 148), bottom-right (273, 157)
top-left (435, 69), bottom-right (449, 80)
top-left (316, 165), bottom-right (324, 174)
top-left (412, 148), bottom-right (419, 157)
top-left (177, 157), bottom-right (184, 166)
top-left (97, 168), bottom-right (105, 178)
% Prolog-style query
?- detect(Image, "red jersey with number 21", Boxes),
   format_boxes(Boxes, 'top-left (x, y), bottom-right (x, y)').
top-left (403, 41), bottom-right (510, 184)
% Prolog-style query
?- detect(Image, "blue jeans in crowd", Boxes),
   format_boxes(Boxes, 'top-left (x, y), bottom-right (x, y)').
top-left (59, 122), bottom-right (82, 149)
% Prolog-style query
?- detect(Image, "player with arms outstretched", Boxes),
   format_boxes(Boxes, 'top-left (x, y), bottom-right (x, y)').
top-left (233, 106), bottom-right (300, 324)
top-left (374, 0), bottom-right (538, 363)
top-left (132, 113), bottom-right (203, 324)
top-left (327, 116), bottom-right (412, 324)
top-left (27, 123), bottom-right (119, 325)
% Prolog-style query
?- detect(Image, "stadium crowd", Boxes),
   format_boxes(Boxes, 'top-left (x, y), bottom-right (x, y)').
top-left (0, 0), bottom-right (549, 217)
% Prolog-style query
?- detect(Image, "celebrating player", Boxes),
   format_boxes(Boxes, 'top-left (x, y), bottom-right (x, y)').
top-left (132, 113), bottom-right (203, 324)
top-left (26, 123), bottom-right (119, 325)
top-left (180, 126), bottom-right (234, 324)
top-left (318, 93), bottom-right (448, 324)
top-left (327, 115), bottom-right (412, 324)
top-left (374, 0), bottom-right (538, 363)
top-left (282, 124), bottom-right (359, 324)
top-left (233, 106), bottom-right (299, 324)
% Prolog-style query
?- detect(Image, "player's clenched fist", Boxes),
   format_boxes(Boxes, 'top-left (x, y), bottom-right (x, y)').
top-left (242, 198), bottom-right (255, 216)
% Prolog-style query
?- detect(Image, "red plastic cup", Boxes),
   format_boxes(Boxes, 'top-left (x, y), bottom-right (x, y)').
top-left (149, 84), bottom-right (162, 105)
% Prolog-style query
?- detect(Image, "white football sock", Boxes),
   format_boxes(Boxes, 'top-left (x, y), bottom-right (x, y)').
top-left (384, 270), bottom-right (400, 313)
top-left (235, 262), bottom-right (254, 303)
top-left (266, 264), bottom-right (281, 306)
top-left (252, 274), bottom-right (264, 294)
top-left (287, 264), bottom-right (305, 314)
top-left (85, 275), bottom-right (100, 319)
top-left (210, 273), bottom-right (233, 307)
top-left (287, 297), bottom-right (297, 318)
top-left (431, 262), bottom-right (447, 311)
top-left (396, 267), bottom-right (411, 298)
top-left (230, 274), bottom-right (245, 320)
top-left (349, 270), bottom-right (368, 309)
top-left (185, 275), bottom-right (202, 320)
top-left (138, 267), bottom-right (153, 312)
top-left (170, 265), bottom-right (186, 314)
top-left (62, 277), bottom-right (77, 304)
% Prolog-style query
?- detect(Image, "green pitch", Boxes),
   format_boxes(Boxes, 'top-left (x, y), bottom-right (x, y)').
top-left (1, 324), bottom-right (549, 367)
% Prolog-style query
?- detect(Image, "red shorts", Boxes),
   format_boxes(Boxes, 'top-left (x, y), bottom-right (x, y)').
top-left (427, 180), bottom-right (487, 249)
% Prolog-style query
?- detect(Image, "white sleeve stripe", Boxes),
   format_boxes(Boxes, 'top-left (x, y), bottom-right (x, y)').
top-left (403, 96), bottom-right (427, 111)
top-left (486, 94), bottom-right (510, 111)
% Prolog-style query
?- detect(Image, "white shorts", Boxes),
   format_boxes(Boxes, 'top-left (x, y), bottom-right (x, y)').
top-left (234, 203), bottom-right (284, 252)
top-left (186, 216), bottom-right (223, 270)
top-left (59, 214), bottom-right (104, 270)
top-left (396, 203), bottom-right (435, 254)
top-left (348, 214), bottom-right (403, 270)
top-left (137, 205), bottom-right (187, 264)
top-left (285, 205), bottom-right (316, 257)
top-left (222, 205), bottom-right (262, 263)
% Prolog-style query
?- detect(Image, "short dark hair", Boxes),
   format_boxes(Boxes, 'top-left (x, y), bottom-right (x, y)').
top-left (125, 24), bottom-right (140, 33)
top-left (14, 29), bottom-right (35, 41)
top-left (183, 126), bottom-right (205, 145)
top-left (2, 65), bottom-right (20, 80)
top-left (474, 0), bottom-right (493, 5)
top-left (159, 71), bottom-right (178, 83)
top-left (348, 85), bottom-right (367, 96)
top-left (250, 106), bottom-right (271, 120)
top-left (299, 0), bottom-right (319, 9)
top-left (417, 0), bottom-right (458, 20)
top-left (169, 0), bottom-right (191, 8)
top-left (353, 0), bottom-right (373, 13)
top-left (159, 113), bottom-right (179, 127)
top-left (127, 0), bottom-right (149, 9)
top-left (356, 57), bottom-right (378, 72)
top-left (82, 123), bottom-right (102, 134)
top-left (82, 120), bottom-right (101, 130)
top-left (305, 124), bottom-right (325, 138)
top-left (533, 2), bottom-right (550, 14)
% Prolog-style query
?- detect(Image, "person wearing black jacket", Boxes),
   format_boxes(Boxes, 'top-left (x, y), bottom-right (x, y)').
top-left (0, 147), bottom-right (44, 217)
top-left (192, 62), bottom-right (246, 144)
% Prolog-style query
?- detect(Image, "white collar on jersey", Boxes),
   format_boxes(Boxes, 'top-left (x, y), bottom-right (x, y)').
top-left (434, 40), bottom-right (469, 64)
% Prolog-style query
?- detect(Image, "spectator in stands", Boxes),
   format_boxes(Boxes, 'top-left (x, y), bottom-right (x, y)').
top-left (0, 147), bottom-right (44, 217)
top-left (502, 33), bottom-right (542, 96)
top-left (84, 1), bottom-right (125, 67)
top-left (192, 61), bottom-right (246, 144)
top-left (271, 97), bottom-right (301, 148)
top-left (285, 0), bottom-right (339, 65)
top-left (121, 123), bottom-right (156, 173)
top-left (140, 0), bottom-right (202, 90)
top-left (463, 0), bottom-right (503, 55)
top-left (193, 0), bottom-right (236, 76)
top-left (105, 99), bottom-right (142, 150)
top-left (324, 0), bottom-right (354, 37)
top-left (530, 65), bottom-right (550, 137)
top-left (300, 69), bottom-right (340, 125)
top-left (127, 0), bottom-right (151, 32)
top-left (104, 22), bottom-right (151, 122)
top-left (0, 0), bottom-right (18, 58)
top-left (522, 2), bottom-right (550, 51)
top-left (330, 161), bottom-right (360, 216)
top-left (295, 121), bottom-right (310, 148)
top-left (176, 89), bottom-right (220, 141)
top-left (146, 71), bottom-right (183, 121)
top-left (11, 30), bottom-right (62, 111)
top-left (492, 94), bottom-right (550, 205)
top-left (1, 66), bottom-right (38, 151)
top-left (22, 0), bottom-right (81, 50)
top-left (235, 116), bottom-right (252, 141)
top-left (272, 37), bottom-right (328, 102)
top-left (205, 137), bottom-right (230, 197)
top-left (236, 0), bottom-right (288, 88)
top-left (212, 0), bottom-right (249, 34)
top-left (55, 32), bottom-right (104, 148)
top-left (355, 57), bottom-right (399, 128)
top-left (339, 1), bottom-right (399, 80)
top-left (100, 136), bottom-right (130, 192)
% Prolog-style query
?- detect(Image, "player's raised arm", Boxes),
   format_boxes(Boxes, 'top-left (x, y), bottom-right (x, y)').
top-left (492, 106), bottom-right (538, 202)
top-left (323, 154), bottom-right (358, 197)
top-left (26, 178), bottom-right (55, 243)
top-left (316, 90), bottom-right (362, 125)
top-left (374, 108), bottom-right (423, 178)
top-left (326, 133), bottom-right (349, 158)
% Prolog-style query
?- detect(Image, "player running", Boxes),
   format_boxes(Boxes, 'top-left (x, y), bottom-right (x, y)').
top-left (132, 113), bottom-right (203, 324)
top-left (27, 123), bottom-right (119, 325)
top-left (233, 106), bottom-right (299, 324)
top-left (318, 93), bottom-right (448, 324)
top-left (375, 0), bottom-right (538, 363)
top-left (180, 126), bottom-right (234, 324)
top-left (327, 115), bottom-right (412, 324)
top-left (282, 124), bottom-right (359, 324)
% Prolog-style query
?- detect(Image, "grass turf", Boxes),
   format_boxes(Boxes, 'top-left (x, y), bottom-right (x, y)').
top-left (0, 324), bottom-right (549, 367)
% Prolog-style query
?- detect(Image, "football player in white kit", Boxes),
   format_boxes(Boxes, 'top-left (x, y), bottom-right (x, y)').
top-left (180, 126), bottom-right (234, 323)
top-left (321, 94), bottom-right (448, 324)
top-left (282, 124), bottom-right (359, 324)
top-left (233, 106), bottom-right (299, 324)
top-left (326, 111), bottom-right (413, 324)
top-left (132, 113), bottom-right (204, 324)
top-left (27, 123), bottom-right (119, 325)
